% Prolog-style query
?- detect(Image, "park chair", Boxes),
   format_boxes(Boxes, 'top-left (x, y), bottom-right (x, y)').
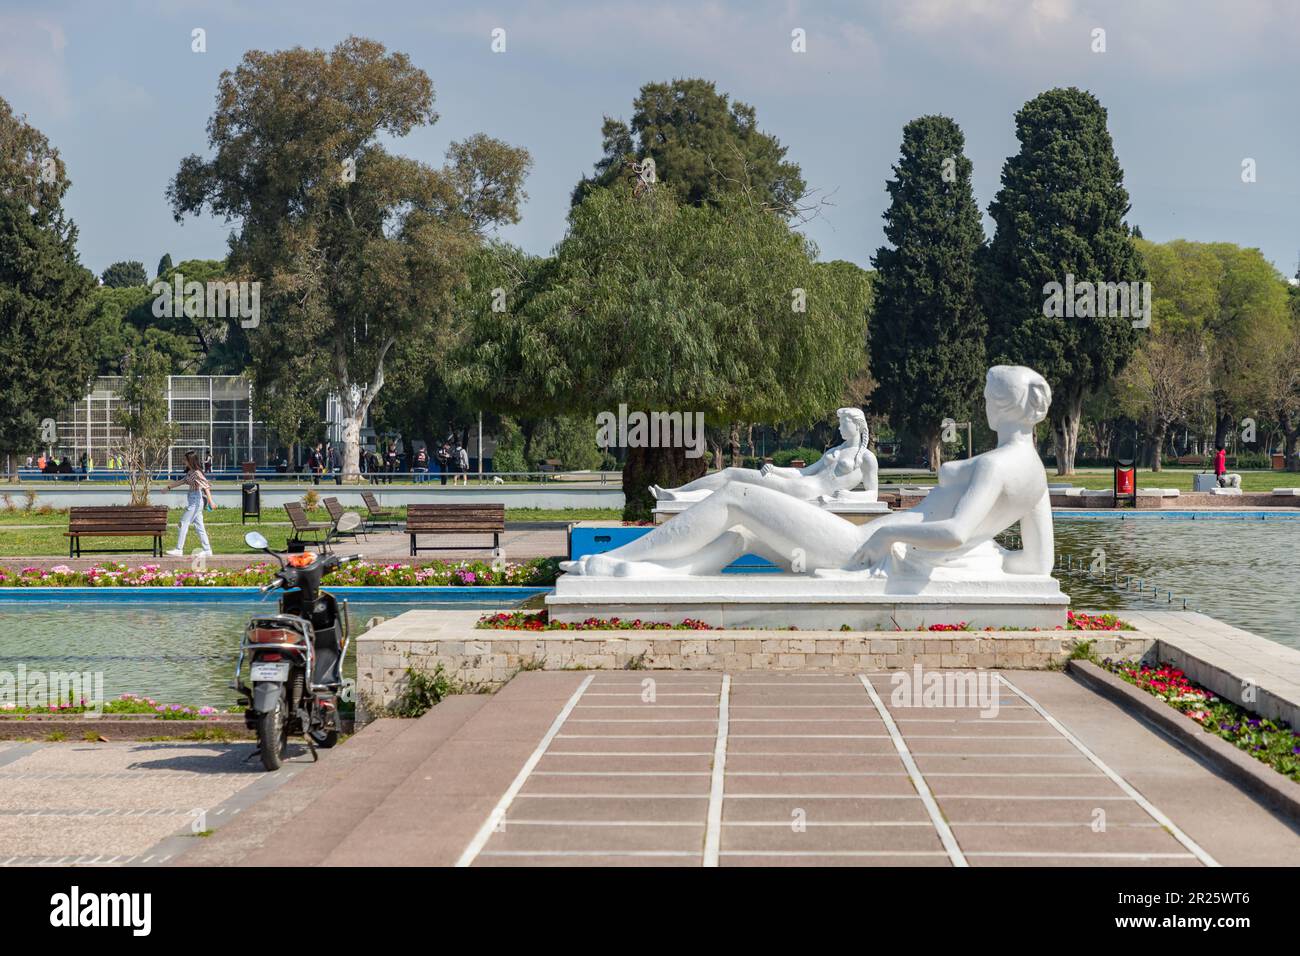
top-left (360, 491), bottom-right (398, 532)
top-left (323, 497), bottom-right (366, 543)
top-left (283, 501), bottom-right (332, 551)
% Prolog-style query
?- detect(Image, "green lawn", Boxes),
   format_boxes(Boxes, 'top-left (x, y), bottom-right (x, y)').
top-left (0, 504), bottom-right (622, 557)
top-left (1038, 468), bottom-right (1291, 493)
top-left (886, 468), bottom-right (1292, 493)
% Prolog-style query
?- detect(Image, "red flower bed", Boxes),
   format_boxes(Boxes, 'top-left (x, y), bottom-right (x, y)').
top-left (477, 610), bottom-right (714, 631)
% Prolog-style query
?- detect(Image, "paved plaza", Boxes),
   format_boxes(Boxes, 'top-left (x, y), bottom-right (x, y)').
top-left (165, 669), bottom-right (1300, 868)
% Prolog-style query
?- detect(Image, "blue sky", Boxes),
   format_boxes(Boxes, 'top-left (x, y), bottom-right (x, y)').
top-left (3, 0), bottom-right (1298, 279)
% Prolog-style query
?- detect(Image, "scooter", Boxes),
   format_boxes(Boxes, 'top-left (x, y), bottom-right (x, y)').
top-left (233, 527), bottom-right (361, 771)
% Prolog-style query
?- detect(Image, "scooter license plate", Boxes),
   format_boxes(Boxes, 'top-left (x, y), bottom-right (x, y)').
top-left (250, 662), bottom-right (291, 682)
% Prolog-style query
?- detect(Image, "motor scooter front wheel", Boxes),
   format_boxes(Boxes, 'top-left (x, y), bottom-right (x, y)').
top-left (256, 683), bottom-right (290, 771)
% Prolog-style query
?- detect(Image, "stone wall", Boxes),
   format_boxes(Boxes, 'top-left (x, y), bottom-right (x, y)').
top-left (355, 609), bottom-right (1152, 712)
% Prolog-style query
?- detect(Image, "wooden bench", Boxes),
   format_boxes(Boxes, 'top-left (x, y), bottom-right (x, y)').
top-left (406, 503), bottom-right (505, 557)
top-left (65, 506), bottom-right (168, 557)
top-left (361, 491), bottom-right (398, 531)
top-left (283, 502), bottom-right (332, 551)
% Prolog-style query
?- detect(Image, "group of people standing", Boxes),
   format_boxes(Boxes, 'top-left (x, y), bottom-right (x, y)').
top-left (415, 437), bottom-right (470, 485)
top-left (277, 435), bottom-right (472, 484)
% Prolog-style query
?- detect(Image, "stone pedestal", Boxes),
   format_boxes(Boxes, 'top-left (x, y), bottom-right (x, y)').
top-left (547, 572), bottom-right (1069, 630)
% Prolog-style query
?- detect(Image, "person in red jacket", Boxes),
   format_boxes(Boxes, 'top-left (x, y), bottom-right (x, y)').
top-left (1214, 446), bottom-right (1227, 482)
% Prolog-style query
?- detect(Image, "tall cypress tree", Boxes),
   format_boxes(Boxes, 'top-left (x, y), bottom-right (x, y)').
top-left (0, 97), bottom-right (96, 479)
top-left (870, 115), bottom-right (987, 469)
top-left (982, 87), bottom-right (1144, 474)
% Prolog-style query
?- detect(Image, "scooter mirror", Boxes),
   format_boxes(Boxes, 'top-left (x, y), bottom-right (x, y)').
top-left (336, 512), bottom-right (362, 532)
top-left (245, 531), bottom-right (269, 550)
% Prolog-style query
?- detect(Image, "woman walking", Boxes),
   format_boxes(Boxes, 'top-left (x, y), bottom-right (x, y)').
top-left (165, 451), bottom-right (214, 557)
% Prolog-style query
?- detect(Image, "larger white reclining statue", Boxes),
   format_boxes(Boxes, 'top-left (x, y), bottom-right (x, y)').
top-left (563, 365), bottom-right (1054, 581)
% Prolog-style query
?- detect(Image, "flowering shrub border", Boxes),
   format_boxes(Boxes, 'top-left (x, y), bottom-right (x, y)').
top-left (478, 610), bottom-right (714, 631)
top-left (0, 557), bottom-right (559, 589)
top-left (478, 609), bottom-right (1133, 633)
top-left (917, 611), bottom-right (1133, 632)
top-left (1100, 658), bottom-right (1300, 782)
top-left (0, 693), bottom-right (228, 720)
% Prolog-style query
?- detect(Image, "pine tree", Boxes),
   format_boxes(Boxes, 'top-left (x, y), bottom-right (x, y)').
top-left (982, 88), bottom-right (1144, 475)
top-left (0, 97), bottom-right (96, 478)
top-left (101, 260), bottom-right (147, 287)
top-left (870, 116), bottom-right (987, 469)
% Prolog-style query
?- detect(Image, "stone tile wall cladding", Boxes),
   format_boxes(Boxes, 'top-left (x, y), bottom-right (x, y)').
top-left (356, 618), bottom-right (1151, 709)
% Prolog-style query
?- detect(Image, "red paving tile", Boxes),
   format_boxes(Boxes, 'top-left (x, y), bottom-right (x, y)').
top-left (456, 670), bottom-right (1219, 867)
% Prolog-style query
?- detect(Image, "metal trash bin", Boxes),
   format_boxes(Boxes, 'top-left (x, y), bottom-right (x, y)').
top-left (241, 482), bottom-right (260, 524)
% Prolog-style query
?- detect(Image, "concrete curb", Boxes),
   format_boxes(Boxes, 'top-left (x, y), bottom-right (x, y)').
top-left (1066, 658), bottom-right (1300, 825)
top-left (0, 716), bottom-right (253, 740)
top-left (0, 716), bottom-right (357, 740)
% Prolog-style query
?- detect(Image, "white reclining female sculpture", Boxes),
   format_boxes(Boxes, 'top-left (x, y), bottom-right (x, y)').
top-left (563, 366), bottom-right (1054, 580)
top-left (651, 407), bottom-right (878, 503)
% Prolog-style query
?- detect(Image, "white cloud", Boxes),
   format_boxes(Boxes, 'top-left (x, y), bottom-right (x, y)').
top-left (0, 14), bottom-right (70, 116)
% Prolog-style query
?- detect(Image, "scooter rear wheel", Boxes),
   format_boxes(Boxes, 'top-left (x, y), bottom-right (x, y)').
top-left (257, 684), bottom-right (289, 771)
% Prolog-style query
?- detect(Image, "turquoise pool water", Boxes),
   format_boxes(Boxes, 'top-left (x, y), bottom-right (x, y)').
top-left (1053, 517), bottom-right (1299, 649)
top-left (0, 596), bottom-right (531, 707)
top-left (1, 517), bottom-right (1295, 705)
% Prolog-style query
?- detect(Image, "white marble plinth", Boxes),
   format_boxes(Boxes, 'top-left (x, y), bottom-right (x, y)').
top-left (547, 572), bottom-right (1069, 629)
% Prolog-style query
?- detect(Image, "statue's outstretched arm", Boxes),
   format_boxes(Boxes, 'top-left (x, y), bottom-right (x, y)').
top-left (851, 460), bottom-right (1000, 567)
top-left (1003, 490), bottom-right (1052, 575)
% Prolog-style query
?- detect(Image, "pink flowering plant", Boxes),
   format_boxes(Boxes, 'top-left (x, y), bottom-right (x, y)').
top-left (0, 693), bottom-right (229, 720)
top-left (0, 558), bottom-right (559, 589)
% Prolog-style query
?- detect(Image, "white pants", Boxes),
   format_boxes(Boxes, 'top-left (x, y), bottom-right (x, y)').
top-left (177, 491), bottom-right (212, 552)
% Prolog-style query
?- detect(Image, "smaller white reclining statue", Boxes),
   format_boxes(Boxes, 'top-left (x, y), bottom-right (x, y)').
top-left (650, 407), bottom-right (878, 504)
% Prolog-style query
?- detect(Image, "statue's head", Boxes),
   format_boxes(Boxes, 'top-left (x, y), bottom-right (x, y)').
top-left (837, 407), bottom-right (868, 444)
top-left (985, 366), bottom-right (1052, 431)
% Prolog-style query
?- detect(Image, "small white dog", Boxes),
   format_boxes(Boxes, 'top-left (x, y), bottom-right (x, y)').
top-left (492, 476), bottom-right (504, 484)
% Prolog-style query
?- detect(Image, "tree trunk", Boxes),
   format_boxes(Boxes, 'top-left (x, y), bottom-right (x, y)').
top-left (728, 422), bottom-right (741, 467)
top-left (1050, 391), bottom-right (1082, 476)
top-left (341, 413), bottom-right (363, 480)
top-left (2, 451), bottom-right (17, 483)
top-left (1148, 422), bottom-right (1167, 472)
top-left (1285, 429), bottom-right (1300, 472)
top-left (927, 435), bottom-right (942, 473)
top-left (622, 444), bottom-right (707, 522)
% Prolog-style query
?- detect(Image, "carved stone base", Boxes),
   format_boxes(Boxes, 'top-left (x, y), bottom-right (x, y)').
top-left (546, 573), bottom-right (1069, 629)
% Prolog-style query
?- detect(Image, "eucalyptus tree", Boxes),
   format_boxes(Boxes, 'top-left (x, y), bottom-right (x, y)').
top-left (168, 37), bottom-right (531, 476)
